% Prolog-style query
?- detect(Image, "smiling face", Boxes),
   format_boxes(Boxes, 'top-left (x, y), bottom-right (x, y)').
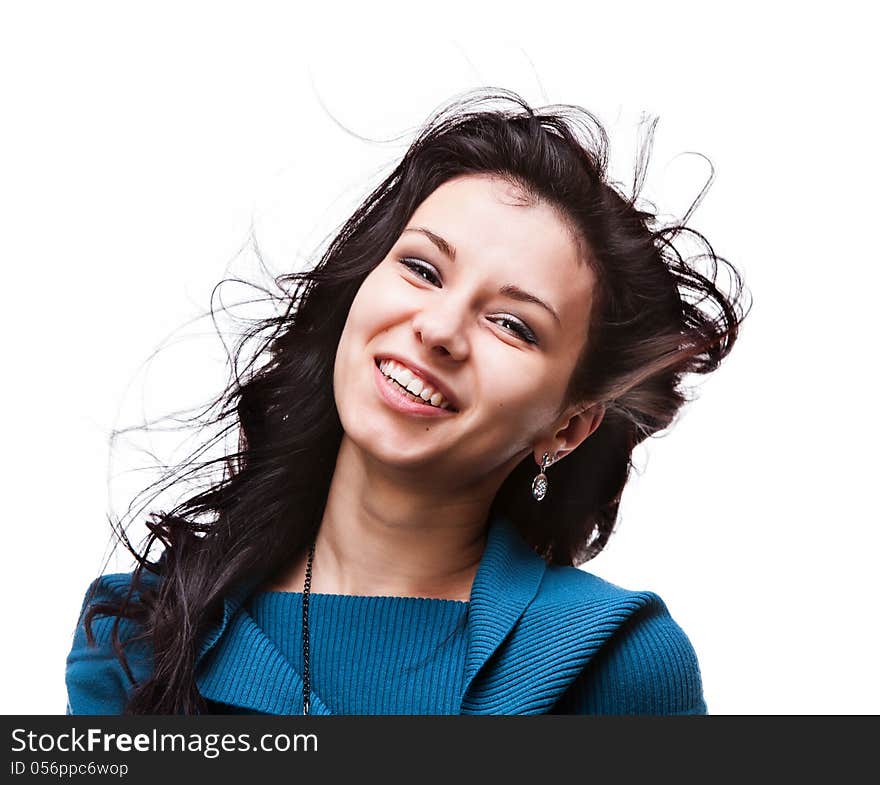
top-left (332, 173), bottom-right (599, 491)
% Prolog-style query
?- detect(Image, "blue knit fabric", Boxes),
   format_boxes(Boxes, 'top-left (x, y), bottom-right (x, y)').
top-left (248, 592), bottom-right (469, 715)
top-left (65, 511), bottom-right (708, 715)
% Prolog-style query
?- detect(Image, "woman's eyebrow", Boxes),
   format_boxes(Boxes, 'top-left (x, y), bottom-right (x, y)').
top-left (498, 284), bottom-right (561, 326)
top-left (403, 226), bottom-right (457, 261)
top-left (401, 226), bottom-right (562, 326)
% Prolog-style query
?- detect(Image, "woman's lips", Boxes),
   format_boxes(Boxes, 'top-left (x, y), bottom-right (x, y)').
top-left (373, 359), bottom-right (457, 417)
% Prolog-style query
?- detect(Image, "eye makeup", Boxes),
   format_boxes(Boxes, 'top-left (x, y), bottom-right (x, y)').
top-left (397, 256), bottom-right (540, 345)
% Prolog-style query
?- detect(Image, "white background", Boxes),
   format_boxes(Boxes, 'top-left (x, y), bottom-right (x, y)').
top-left (2, 1), bottom-right (877, 714)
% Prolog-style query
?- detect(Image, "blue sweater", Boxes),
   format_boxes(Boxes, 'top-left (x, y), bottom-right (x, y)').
top-left (249, 592), bottom-right (470, 715)
top-left (65, 511), bottom-right (708, 715)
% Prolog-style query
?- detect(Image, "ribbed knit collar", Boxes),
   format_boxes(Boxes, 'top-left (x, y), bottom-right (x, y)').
top-left (193, 510), bottom-right (547, 715)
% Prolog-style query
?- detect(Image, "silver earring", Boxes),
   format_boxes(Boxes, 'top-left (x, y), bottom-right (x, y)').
top-left (531, 451), bottom-right (553, 501)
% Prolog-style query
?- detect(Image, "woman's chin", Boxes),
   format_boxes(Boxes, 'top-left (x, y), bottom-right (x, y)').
top-left (345, 431), bottom-right (454, 471)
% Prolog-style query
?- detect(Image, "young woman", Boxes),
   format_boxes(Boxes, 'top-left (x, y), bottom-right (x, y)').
top-left (65, 88), bottom-right (749, 715)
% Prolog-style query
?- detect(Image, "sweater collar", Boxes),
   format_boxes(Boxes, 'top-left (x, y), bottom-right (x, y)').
top-left (193, 509), bottom-right (547, 715)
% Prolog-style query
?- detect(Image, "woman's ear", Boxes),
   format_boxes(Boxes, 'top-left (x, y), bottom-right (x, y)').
top-left (541, 402), bottom-right (605, 464)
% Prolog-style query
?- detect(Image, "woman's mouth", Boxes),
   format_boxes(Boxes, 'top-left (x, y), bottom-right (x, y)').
top-left (373, 358), bottom-right (458, 417)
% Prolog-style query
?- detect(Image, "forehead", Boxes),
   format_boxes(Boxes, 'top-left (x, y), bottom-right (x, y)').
top-left (404, 174), bottom-right (595, 337)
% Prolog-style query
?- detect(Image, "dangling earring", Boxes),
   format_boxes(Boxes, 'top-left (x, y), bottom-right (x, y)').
top-left (531, 451), bottom-right (554, 501)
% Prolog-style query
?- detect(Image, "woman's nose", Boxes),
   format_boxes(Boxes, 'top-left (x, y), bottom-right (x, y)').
top-left (411, 306), bottom-right (468, 360)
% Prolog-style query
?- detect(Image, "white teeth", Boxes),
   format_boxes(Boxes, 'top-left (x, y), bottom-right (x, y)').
top-left (378, 359), bottom-right (453, 410)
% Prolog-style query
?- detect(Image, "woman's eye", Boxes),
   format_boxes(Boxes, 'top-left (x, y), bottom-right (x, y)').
top-left (398, 257), bottom-right (539, 346)
top-left (400, 257), bottom-right (440, 286)
top-left (491, 316), bottom-right (539, 345)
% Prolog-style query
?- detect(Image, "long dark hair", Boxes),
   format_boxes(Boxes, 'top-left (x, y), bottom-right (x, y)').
top-left (81, 87), bottom-right (750, 714)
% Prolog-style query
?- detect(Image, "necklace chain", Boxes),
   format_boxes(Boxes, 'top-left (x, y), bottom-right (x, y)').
top-left (302, 538), bottom-right (316, 715)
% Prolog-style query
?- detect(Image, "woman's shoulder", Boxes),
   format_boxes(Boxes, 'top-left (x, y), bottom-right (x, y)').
top-left (65, 569), bottom-right (161, 715)
top-left (72, 569), bottom-right (162, 640)
top-left (537, 561), bottom-right (668, 607)
top-left (529, 564), bottom-right (707, 714)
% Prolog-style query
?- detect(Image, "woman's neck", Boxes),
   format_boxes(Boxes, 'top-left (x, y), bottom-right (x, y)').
top-left (263, 436), bottom-right (496, 600)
